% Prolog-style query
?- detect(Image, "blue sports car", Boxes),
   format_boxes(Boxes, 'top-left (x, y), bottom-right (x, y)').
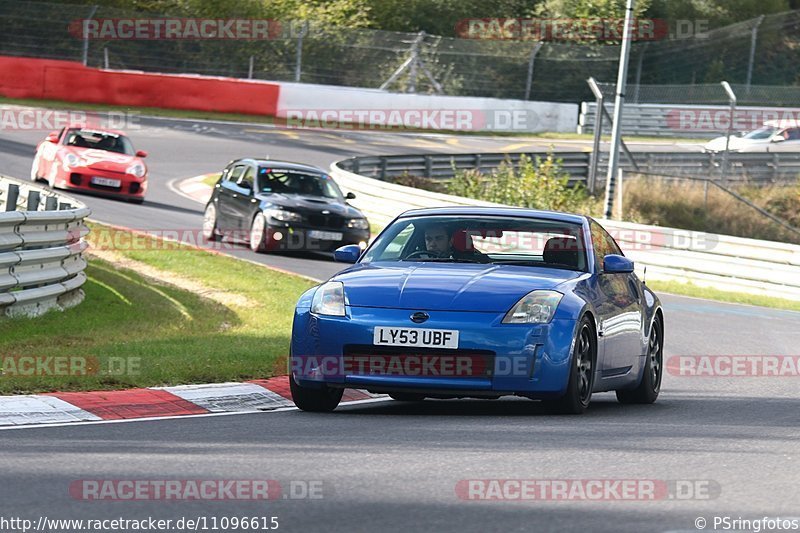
top-left (290, 207), bottom-right (664, 414)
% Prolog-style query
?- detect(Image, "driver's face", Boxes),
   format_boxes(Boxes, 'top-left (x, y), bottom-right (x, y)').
top-left (425, 227), bottom-right (451, 254)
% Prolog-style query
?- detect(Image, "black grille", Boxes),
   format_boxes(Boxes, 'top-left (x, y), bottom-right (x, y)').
top-left (308, 214), bottom-right (345, 229)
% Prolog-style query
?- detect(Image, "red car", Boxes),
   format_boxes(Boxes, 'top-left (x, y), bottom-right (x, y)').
top-left (31, 126), bottom-right (148, 203)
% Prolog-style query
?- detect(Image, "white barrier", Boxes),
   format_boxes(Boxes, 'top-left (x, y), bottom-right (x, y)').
top-left (277, 81), bottom-right (578, 133)
top-left (330, 161), bottom-right (800, 302)
top-left (0, 176), bottom-right (91, 317)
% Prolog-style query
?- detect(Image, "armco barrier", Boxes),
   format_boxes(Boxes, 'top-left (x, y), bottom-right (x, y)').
top-left (0, 175), bottom-right (90, 317)
top-left (0, 56), bottom-right (280, 116)
top-left (330, 159), bottom-right (800, 302)
top-left (578, 102), bottom-right (800, 138)
top-left (339, 151), bottom-right (800, 185)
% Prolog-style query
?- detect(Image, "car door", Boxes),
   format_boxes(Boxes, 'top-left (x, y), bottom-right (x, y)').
top-left (216, 164), bottom-right (245, 233)
top-left (229, 164), bottom-right (259, 232)
top-left (590, 220), bottom-right (644, 375)
top-left (767, 127), bottom-right (800, 152)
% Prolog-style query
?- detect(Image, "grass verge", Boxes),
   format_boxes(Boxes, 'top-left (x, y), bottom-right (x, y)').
top-left (0, 223), bottom-right (316, 394)
top-left (647, 280), bottom-right (800, 313)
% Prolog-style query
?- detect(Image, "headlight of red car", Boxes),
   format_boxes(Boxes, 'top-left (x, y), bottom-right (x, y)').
top-left (127, 163), bottom-right (146, 178)
top-left (63, 153), bottom-right (80, 170)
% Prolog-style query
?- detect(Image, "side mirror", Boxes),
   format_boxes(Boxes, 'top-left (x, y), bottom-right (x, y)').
top-left (136, 150), bottom-right (148, 158)
top-left (771, 134), bottom-right (785, 143)
top-left (603, 254), bottom-right (634, 274)
top-left (345, 192), bottom-right (356, 200)
top-left (46, 132), bottom-right (59, 143)
top-left (334, 244), bottom-right (361, 264)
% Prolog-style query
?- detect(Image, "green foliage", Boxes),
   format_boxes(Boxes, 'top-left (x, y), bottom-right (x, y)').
top-left (448, 153), bottom-right (595, 213)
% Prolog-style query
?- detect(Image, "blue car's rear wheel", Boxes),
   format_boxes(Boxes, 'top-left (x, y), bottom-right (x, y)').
top-left (290, 376), bottom-right (343, 412)
top-left (616, 316), bottom-right (663, 404)
top-left (545, 316), bottom-right (595, 415)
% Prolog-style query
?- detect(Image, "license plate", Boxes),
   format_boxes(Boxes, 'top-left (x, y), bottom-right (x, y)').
top-left (91, 177), bottom-right (121, 187)
top-left (373, 327), bottom-right (459, 349)
top-left (308, 230), bottom-right (343, 241)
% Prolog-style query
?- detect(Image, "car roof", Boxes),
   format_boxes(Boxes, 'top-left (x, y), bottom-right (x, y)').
top-left (64, 125), bottom-right (128, 136)
top-left (230, 158), bottom-right (326, 173)
top-left (397, 206), bottom-right (588, 225)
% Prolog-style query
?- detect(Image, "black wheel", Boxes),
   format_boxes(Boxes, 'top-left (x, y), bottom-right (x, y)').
top-left (202, 203), bottom-right (220, 241)
top-left (250, 213), bottom-right (268, 253)
top-left (389, 393), bottom-right (426, 401)
top-left (616, 316), bottom-right (663, 404)
top-left (290, 376), bottom-right (343, 412)
top-left (545, 316), bottom-right (596, 415)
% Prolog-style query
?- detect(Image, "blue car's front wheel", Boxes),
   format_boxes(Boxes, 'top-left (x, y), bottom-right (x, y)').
top-left (545, 316), bottom-right (596, 415)
top-left (291, 377), bottom-right (344, 412)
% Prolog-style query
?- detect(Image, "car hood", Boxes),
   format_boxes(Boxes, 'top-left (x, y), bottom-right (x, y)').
top-left (64, 147), bottom-right (139, 170)
top-left (256, 193), bottom-right (362, 217)
top-left (335, 262), bottom-right (581, 312)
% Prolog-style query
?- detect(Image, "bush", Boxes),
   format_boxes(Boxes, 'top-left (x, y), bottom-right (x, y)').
top-left (447, 153), bottom-right (598, 214)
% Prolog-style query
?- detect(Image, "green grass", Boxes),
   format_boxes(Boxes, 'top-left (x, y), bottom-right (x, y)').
top-left (0, 225), bottom-right (316, 394)
top-left (201, 173), bottom-right (222, 187)
top-left (648, 279), bottom-right (800, 313)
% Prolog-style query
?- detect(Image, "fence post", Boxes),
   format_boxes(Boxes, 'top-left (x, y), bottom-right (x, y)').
top-left (616, 169), bottom-right (624, 220)
top-left (27, 191), bottom-right (40, 211)
top-left (720, 81), bottom-right (737, 186)
top-left (103, 47), bottom-right (109, 69)
top-left (248, 56), bottom-right (254, 79)
top-left (524, 42), bottom-right (543, 101)
top-left (380, 157), bottom-right (388, 181)
top-left (632, 42), bottom-right (648, 104)
top-left (587, 77), bottom-right (605, 195)
top-left (295, 22), bottom-right (309, 83)
top-left (746, 15), bottom-right (765, 93)
top-left (5, 184), bottom-right (19, 211)
top-left (82, 5), bottom-right (98, 66)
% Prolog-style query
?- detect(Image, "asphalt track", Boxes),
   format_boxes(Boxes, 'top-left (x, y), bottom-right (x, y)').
top-left (1, 113), bottom-right (799, 533)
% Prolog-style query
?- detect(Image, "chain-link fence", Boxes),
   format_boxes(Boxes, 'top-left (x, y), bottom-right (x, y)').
top-left (1, 0), bottom-right (798, 103)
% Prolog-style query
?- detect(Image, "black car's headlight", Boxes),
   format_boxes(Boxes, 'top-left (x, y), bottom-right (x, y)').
top-left (502, 290), bottom-right (563, 324)
top-left (267, 208), bottom-right (303, 223)
top-left (347, 218), bottom-right (369, 230)
top-left (311, 281), bottom-right (346, 316)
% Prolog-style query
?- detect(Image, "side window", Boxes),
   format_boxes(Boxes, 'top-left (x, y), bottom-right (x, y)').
top-left (239, 166), bottom-right (255, 189)
top-left (590, 220), bottom-right (622, 269)
top-left (383, 224), bottom-right (415, 260)
top-left (787, 128), bottom-right (800, 141)
top-left (228, 165), bottom-right (245, 182)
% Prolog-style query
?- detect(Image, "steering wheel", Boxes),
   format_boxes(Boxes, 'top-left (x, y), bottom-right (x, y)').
top-left (404, 250), bottom-right (443, 260)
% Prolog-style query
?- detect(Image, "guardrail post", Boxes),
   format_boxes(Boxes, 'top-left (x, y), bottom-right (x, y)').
top-left (27, 191), bottom-right (40, 211)
top-left (59, 202), bottom-right (73, 210)
top-left (352, 158), bottom-right (360, 175)
top-left (380, 157), bottom-right (388, 181)
top-left (424, 155), bottom-right (433, 177)
top-left (45, 196), bottom-right (58, 211)
top-left (5, 184), bottom-right (19, 211)
top-left (474, 154), bottom-right (482, 171)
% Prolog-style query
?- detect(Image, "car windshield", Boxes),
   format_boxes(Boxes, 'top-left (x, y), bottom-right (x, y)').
top-left (257, 167), bottom-right (342, 199)
top-left (743, 126), bottom-right (778, 140)
top-left (361, 215), bottom-right (588, 271)
top-left (64, 128), bottom-right (134, 155)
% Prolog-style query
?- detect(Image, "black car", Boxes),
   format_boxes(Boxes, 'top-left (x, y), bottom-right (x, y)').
top-left (202, 158), bottom-right (370, 253)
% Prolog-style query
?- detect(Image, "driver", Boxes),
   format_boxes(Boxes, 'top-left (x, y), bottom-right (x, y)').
top-left (424, 224), bottom-right (453, 256)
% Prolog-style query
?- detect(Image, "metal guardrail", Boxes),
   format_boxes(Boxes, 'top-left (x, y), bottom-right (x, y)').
top-left (0, 175), bottom-right (91, 318)
top-left (578, 102), bottom-right (800, 138)
top-left (330, 158), bottom-right (800, 302)
top-left (339, 151), bottom-right (800, 185)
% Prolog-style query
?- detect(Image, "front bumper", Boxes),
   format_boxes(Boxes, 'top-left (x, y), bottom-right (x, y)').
top-left (291, 306), bottom-right (578, 398)
top-left (58, 167), bottom-right (147, 199)
top-left (265, 224), bottom-right (369, 252)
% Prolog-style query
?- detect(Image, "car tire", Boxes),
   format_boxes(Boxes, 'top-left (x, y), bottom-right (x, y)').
top-left (250, 213), bottom-right (268, 253)
top-left (202, 203), bottom-right (220, 241)
top-left (389, 393), bottom-right (426, 402)
top-left (290, 376), bottom-right (343, 412)
top-left (616, 316), bottom-right (663, 405)
top-left (545, 316), bottom-right (596, 415)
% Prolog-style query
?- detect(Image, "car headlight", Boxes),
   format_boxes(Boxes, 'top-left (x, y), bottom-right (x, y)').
top-left (502, 290), bottom-right (563, 324)
top-left (63, 153), bottom-right (80, 169)
top-left (266, 208), bottom-right (303, 223)
top-left (311, 281), bottom-right (346, 316)
top-left (347, 218), bottom-right (369, 230)
top-left (127, 163), bottom-right (146, 178)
